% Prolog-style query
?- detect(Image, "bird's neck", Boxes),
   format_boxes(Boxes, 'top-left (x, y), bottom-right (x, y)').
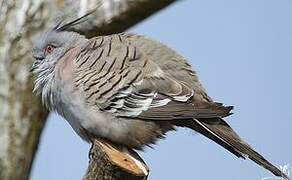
top-left (34, 62), bottom-right (57, 109)
top-left (42, 72), bottom-right (57, 110)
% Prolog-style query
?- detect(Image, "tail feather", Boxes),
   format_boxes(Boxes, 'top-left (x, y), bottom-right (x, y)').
top-left (190, 118), bottom-right (289, 180)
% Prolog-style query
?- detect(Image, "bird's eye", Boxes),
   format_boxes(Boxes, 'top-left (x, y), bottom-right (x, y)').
top-left (45, 44), bottom-right (56, 55)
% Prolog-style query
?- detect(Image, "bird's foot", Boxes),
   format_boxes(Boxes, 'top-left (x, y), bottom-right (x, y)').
top-left (88, 141), bottom-right (95, 161)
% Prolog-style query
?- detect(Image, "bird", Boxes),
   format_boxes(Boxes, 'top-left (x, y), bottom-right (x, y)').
top-left (31, 12), bottom-right (289, 180)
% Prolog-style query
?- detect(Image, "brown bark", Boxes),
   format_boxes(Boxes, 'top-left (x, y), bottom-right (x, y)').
top-left (84, 139), bottom-right (149, 180)
top-left (0, 0), bottom-right (176, 180)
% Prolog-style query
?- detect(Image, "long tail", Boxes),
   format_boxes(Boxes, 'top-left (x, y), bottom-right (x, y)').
top-left (189, 118), bottom-right (289, 180)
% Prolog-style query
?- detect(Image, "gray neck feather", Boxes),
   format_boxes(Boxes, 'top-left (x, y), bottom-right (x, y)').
top-left (33, 31), bottom-right (87, 109)
top-left (33, 60), bottom-right (57, 109)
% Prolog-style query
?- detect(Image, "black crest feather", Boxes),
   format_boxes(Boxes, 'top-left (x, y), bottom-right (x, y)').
top-left (54, 1), bottom-right (103, 32)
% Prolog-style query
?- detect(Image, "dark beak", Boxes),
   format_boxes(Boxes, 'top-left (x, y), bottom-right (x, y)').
top-left (30, 58), bottom-right (43, 72)
top-left (30, 63), bottom-right (37, 72)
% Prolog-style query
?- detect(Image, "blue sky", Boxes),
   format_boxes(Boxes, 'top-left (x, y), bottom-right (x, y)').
top-left (31, 1), bottom-right (292, 179)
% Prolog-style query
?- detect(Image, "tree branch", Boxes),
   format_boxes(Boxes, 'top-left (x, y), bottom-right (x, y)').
top-left (84, 139), bottom-right (149, 180)
top-left (71, 0), bottom-right (177, 37)
top-left (0, 0), bottom-right (176, 180)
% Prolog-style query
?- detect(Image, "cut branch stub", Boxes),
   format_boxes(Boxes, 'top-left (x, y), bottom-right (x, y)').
top-left (83, 139), bottom-right (149, 180)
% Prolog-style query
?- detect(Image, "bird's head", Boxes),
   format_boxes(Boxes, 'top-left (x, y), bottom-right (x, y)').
top-left (31, 12), bottom-right (93, 107)
top-left (31, 22), bottom-right (87, 74)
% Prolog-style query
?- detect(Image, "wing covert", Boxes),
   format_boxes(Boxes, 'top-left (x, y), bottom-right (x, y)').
top-left (73, 34), bottom-right (195, 118)
top-left (73, 33), bottom-right (231, 120)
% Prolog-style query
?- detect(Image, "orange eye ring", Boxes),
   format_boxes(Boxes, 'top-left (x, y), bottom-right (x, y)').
top-left (45, 44), bottom-right (55, 55)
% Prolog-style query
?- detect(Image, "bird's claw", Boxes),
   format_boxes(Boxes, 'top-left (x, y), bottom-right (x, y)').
top-left (88, 142), bottom-right (94, 161)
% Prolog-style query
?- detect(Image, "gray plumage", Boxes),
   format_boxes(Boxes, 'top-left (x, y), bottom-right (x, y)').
top-left (31, 16), bottom-right (289, 180)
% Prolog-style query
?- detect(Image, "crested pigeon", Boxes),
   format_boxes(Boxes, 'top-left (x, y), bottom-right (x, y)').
top-left (31, 13), bottom-right (289, 179)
